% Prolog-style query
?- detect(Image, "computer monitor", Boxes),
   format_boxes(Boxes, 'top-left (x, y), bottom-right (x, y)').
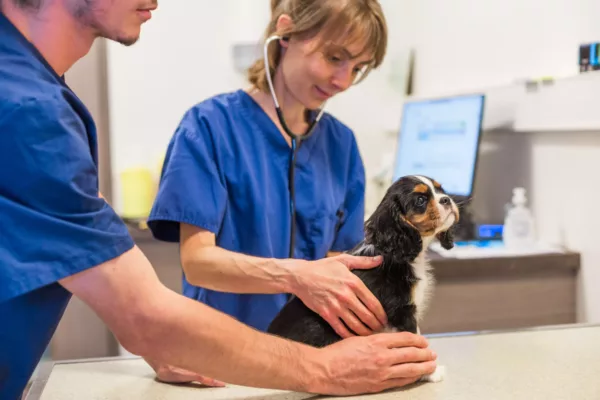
top-left (392, 93), bottom-right (485, 198)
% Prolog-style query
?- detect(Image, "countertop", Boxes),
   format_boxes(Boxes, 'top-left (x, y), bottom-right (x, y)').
top-left (427, 249), bottom-right (580, 279)
top-left (28, 323), bottom-right (600, 400)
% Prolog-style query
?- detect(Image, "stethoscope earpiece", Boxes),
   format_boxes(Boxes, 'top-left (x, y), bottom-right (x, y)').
top-left (263, 34), bottom-right (327, 135)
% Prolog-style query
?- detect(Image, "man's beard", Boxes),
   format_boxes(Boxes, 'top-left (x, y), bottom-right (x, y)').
top-left (69, 0), bottom-right (139, 46)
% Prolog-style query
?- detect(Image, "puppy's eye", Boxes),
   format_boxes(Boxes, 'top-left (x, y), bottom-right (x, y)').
top-left (415, 196), bottom-right (427, 207)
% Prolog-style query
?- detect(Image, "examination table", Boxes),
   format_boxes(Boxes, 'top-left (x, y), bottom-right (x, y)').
top-left (26, 323), bottom-right (599, 400)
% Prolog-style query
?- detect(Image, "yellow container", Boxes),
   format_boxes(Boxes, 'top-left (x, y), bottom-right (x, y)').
top-left (120, 167), bottom-right (154, 220)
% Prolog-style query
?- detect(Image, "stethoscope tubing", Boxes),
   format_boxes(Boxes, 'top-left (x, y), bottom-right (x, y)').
top-left (263, 35), bottom-right (328, 258)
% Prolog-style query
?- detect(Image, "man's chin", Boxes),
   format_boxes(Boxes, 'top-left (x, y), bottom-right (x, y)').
top-left (104, 27), bottom-right (141, 46)
top-left (115, 34), bottom-right (140, 46)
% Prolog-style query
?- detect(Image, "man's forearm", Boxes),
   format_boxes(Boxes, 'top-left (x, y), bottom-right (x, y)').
top-left (139, 284), bottom-right (325, 392)
top-left (182, 246), bottom-right (301, 294)
top-left (60, 246), bottom-right (325, 393)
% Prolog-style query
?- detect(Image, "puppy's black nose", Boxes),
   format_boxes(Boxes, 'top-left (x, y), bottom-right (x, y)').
top-left (440, 196), bottom-right (451, 206)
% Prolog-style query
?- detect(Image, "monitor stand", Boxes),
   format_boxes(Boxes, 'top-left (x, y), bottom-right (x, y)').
top-left (449, 195), bottom-right (477, 241)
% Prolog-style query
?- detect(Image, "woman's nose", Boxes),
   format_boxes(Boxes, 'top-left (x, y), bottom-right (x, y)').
top-left (331, 68), bottom-right (355, 91)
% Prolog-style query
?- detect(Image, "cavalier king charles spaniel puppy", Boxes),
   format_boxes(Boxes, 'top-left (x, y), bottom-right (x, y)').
top-left (267, 175), bottom-right (460, 383)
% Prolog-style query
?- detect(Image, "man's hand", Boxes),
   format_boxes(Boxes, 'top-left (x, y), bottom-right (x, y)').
top-left (288, 254), bottom-right (387, 338)
top-left (144, 357), bottom-right (225, 387)
top-left (313, 332), bottom-right (437, 395)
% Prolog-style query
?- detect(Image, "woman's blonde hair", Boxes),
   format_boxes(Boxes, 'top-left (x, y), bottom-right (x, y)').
top-left (248, 0), bottom-right (388, 92)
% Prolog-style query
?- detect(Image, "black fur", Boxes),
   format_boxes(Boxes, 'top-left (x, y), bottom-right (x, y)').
top-left (436, 229), bottom-right (455, 250)
top-left (267, 176), bottom-right (457, 348)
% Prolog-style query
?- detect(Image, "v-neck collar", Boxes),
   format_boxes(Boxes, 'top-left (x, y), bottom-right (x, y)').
top-left (0, 12), bottom-right (68, 88)
top-left (237, 89), bottom-right (321, 166)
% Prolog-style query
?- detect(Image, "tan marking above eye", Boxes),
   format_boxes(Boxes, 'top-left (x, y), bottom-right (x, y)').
top-left (433, 180), bottom-right (442, 189)
top-left (414, 184), bottom-right (428, 193)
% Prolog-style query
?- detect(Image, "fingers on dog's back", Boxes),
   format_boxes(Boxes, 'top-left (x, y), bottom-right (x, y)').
top-left (339, 254), bottom-right (383, 270)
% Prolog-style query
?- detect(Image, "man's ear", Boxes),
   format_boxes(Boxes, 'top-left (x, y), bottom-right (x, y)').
top-left (436, 229), bottom-right (455, 250)
top-left (365, 197), bottom-right (422, 261)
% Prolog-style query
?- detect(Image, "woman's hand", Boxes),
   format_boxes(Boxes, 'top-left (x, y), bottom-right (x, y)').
top-left (288, 254), bottom-right (387, 338)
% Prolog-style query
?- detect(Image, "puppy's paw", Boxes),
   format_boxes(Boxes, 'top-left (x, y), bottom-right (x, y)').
top-left (420, 365), bottom-right (445, 383)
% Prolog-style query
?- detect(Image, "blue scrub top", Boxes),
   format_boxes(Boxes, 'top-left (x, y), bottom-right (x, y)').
top-left (148, 89), bottom-right (366, 332)
top-left (0, 13), bottom-right (134, 399)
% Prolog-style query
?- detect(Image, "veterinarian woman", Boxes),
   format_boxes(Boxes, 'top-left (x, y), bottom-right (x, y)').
top-left (148, 0), bottom-right (389, 337)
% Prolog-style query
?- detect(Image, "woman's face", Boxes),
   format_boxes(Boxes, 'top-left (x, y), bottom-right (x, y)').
top-left (278, 32), bottom-right (374, 110)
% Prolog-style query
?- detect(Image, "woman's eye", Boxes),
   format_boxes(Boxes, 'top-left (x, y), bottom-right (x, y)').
top-left (328, 55), bottom-right (342, 63)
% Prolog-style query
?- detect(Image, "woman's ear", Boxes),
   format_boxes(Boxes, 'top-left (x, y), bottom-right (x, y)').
top-left (436, 229), bottom-right (455, 250)
top-left (276, 14), bottom-right (293, 47)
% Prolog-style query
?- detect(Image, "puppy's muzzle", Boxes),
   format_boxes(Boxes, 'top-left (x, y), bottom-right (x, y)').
top-left (439, 196), bottom-right (459, 223)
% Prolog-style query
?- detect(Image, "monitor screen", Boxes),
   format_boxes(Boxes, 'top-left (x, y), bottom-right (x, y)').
top-left (392, 94), bottom-right (485, 197)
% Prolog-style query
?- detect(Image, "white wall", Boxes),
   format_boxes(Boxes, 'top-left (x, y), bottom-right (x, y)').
top-left (407, 0), bottom-right (600, 323)
top-left (106, 0), bottom-right (269, 212)
top-left (411, 0), bottom-right (598, 96)
top-left (106, 0), bottom-right (415, 215)
top-left (529, 131), bottom-right (600, 323)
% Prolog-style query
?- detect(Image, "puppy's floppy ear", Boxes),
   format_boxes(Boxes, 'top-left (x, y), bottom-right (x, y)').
top-left (365, 195), bottom-right (422, 261)
top-left (436, 228), bottom-right (455, 250)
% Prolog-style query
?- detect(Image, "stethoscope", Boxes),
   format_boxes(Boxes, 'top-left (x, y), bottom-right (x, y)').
top-left (263, 35), bottom-right (328, 258)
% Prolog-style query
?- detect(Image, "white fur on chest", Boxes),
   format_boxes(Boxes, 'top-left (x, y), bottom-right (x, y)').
top-left (411, 251), bottom-right (434, 322)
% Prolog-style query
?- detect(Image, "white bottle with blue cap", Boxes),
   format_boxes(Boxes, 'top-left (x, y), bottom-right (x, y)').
top-left (503, 187), bottom-right (535, 249)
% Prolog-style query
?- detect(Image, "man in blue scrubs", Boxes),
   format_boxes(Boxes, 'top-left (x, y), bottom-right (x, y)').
top-left (0, 0), bottom-right (437, 399)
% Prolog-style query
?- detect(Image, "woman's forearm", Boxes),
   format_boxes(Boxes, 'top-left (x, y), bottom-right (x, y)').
top-left (177, 224), bottom-right (388, 340)
top-left (182, 245), bottom-right (301, 294)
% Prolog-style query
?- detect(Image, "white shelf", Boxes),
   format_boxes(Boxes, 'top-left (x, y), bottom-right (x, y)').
top-left (412, 71), bottom-right (600, 134)
top-left (513, 71), bottom-right (600, 133)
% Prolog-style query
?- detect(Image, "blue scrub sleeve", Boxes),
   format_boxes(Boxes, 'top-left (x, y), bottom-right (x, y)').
top-left (330, 138), bottom-right (366, 252)
top-left (0, 98), bottom-right (134, 303)
top-left (148, 117), bottom-right (228, 242)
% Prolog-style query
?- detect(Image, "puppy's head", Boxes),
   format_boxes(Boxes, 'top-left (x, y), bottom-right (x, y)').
top-left (400, 175), bottom-right (460, 248)
top-left (365, 175), bottom-right (460, 260)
